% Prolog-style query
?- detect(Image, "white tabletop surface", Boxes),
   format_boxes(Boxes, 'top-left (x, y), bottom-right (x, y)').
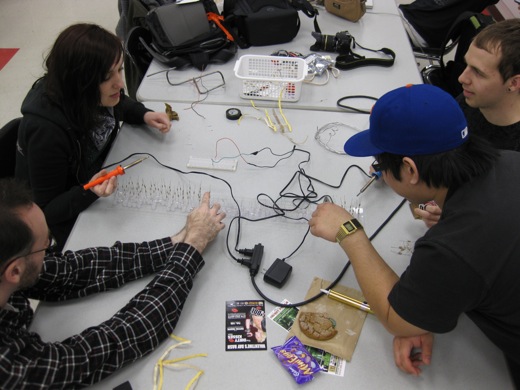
top-left (29, 102), bottom-right (513, 389)
top-left (136, 3), bottom-right (422, 111)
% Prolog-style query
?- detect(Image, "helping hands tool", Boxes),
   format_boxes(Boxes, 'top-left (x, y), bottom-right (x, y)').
top-left (357, 170), bottom-right (381, 196)
top-left (83, 157), bottom-right (148, 190)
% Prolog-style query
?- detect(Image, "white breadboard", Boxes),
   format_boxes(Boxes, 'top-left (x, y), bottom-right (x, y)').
top-left (187, 156), bottom-right (238, 171)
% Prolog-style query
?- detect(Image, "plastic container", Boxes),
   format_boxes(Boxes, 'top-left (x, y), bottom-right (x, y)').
top-left (234, 55), bottom-right (307, 102)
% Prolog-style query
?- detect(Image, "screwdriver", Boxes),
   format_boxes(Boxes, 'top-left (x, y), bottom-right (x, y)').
top-left (83, 157), bottom-right (148, 190)
top-left (357, 170), bottom-right (382, 196)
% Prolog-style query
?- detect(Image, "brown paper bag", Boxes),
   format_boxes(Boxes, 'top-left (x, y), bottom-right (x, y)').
top-left (324, 0), bottom-right (366, 22)
top-left (287, 277), bottom-right (369, 361)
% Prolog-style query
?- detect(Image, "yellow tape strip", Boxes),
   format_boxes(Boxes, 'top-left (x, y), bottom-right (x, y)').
top-left (153, 334), bottom-right (208, 390)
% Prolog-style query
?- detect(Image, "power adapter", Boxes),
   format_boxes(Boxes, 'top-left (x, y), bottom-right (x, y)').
top-left (264, 258), bottom-right (292, 288)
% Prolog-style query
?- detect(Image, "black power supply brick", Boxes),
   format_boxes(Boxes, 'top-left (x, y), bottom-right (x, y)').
top-left (264, 259), bottom-right (292, 288)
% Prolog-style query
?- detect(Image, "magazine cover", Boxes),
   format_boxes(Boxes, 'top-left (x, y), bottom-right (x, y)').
top-left (226, 300), bottom-right (267, 351)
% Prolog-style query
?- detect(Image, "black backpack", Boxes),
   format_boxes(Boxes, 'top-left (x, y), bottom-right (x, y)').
top-left (223, 0), bottom-right (318, 48)
top-left (141, 0), bottom-right (237, 70)
top-left (423, 11), bottom-right (494, 97)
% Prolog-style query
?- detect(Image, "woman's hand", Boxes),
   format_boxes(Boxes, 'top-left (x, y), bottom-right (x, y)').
top-left (144, 111), bottom-right (171, 133)
top-left (88, 169), bottom-right (117, 197)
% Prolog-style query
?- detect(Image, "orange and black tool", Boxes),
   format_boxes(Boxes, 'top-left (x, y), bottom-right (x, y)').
top-left (207, 12), bottom-right (234, 41)
top-left (83, 156), bottom-right (148, 190)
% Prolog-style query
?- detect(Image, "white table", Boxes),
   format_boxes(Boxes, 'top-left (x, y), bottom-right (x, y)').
top-left (30, 102), bottom-right (513, 389)
top-left (136, 3), bottom-right (421, 111)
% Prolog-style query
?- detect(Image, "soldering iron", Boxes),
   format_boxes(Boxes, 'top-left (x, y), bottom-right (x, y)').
top-left (357, 170), bottom-right (381, 196)
top-left (83, 156), bottom-right (148, 190)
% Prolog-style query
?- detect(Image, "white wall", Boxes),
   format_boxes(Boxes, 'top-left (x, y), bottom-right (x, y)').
top-left (495, 0), bottom-right (520, 19)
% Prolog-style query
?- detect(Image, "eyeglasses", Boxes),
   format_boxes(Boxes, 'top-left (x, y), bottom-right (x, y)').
top-left (0, 233), bottom-right (58, 276)
top-left (146, 68), bottom-right (226, 94)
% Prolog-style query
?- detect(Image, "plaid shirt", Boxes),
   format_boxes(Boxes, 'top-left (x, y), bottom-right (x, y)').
top-left (0, 238), bottom-right (204, 389)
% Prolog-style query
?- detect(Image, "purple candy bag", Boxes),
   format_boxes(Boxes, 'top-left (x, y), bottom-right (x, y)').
top-left (272, 336), bottom-right (321, 384)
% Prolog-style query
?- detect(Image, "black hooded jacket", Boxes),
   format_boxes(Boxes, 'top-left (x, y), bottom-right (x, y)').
top-left (15, 79), bottom-right (151, 249)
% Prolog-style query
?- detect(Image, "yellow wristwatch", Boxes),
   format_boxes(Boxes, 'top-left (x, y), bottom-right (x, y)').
top-left (336, 219), bottom-right (363, 243)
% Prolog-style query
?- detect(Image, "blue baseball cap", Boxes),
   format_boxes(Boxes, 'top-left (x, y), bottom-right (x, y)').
top-left (344, 84), bottom-right (468, 157)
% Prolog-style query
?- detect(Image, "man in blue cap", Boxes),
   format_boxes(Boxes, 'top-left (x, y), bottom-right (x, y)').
top-left (309, 84), bottom-right (520, 387)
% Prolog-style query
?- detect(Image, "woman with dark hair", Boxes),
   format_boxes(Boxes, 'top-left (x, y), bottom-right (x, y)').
top-left (15, 23), bottom-right (171, 250)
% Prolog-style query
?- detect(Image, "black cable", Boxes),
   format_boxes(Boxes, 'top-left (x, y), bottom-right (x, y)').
top-left (106, 149), bottom-right (307, 254)
top-left (336, 95), bottom-right (378, 114)
top-left (103, 152), bottom-right (245, 253)
top-left (250, 197), bottom-right (408, 308)
top-left (106, 151), bottom-right (407, 309)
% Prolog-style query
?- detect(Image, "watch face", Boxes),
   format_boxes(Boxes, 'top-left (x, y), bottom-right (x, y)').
top-left (345, 222), bottom-right (356, 232)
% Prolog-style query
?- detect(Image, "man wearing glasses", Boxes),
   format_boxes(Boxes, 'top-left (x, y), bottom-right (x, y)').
top-left (309, 84), bottom-right (520, 388)
top-left (0, 178), bottom-right (225, 388)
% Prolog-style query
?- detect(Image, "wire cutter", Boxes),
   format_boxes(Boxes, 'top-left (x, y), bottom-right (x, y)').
top-left (83, 156), bottom-right (148, 190)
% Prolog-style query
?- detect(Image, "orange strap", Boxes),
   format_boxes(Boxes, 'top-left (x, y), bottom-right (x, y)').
top-left (207, 12), bottom-right (234, 42)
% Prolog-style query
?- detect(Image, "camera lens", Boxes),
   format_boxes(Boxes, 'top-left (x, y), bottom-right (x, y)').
top-left (311, 32), bottom-right (337, 53)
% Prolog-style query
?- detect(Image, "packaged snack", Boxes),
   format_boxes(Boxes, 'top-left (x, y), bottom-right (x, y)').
top-left (271, 336), bottom-right (321, 384)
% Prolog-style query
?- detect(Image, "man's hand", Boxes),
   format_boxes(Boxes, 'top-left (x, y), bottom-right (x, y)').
top-left (393, 333), bottom-right (434, 376)
top-left (414, 203), bottom-right (442, 228)
top-left (88, 170), bottom-right (117, 197)
top-left (309, 202), bottom-right (353, 242)
top-left (144, 111), bottom-right (171, 133)
top-left (180, 192), bottom-right (226, 253)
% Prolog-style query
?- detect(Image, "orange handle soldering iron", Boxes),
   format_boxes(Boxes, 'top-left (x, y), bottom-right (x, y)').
top-left (83, 166), bottom-right (125, 190)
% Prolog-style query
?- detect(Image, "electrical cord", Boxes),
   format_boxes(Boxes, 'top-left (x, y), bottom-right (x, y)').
top-left (104, 150), bottom-right (312, 261)
top-left (250, 197), bottom-right (408, 308)
top-left (102, 152), bottom-right (245, 254)
top-left (336, 95), bottom-right (378, 114)
top-left (104, 151), bottom-right (406, 309)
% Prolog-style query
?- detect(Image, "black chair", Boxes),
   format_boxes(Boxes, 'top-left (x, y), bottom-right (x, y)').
top-left (412, 39), bottom-right (459, 67)
top-left (0, 117), bottom-right (21, 178)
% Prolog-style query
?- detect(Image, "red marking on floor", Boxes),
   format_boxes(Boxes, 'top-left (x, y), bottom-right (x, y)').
top-left (0, 48), bottom-right (19, 71)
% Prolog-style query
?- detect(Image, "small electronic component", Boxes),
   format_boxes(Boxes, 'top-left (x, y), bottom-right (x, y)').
top-left (165, 103), bottom-right (179, 121)
top-left (226, 108), bottom-right (242, 120)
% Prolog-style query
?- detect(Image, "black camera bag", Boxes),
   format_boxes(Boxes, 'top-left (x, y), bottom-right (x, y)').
top-left (223, 0), bottom-right (302, 47)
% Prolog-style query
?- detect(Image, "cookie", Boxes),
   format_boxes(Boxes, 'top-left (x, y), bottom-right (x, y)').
top-left (298, 312), bottom-right (337, 341)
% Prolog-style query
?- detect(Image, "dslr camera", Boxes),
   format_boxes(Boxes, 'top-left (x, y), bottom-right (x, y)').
top-left (311, 31), bottom-right (353, 54)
